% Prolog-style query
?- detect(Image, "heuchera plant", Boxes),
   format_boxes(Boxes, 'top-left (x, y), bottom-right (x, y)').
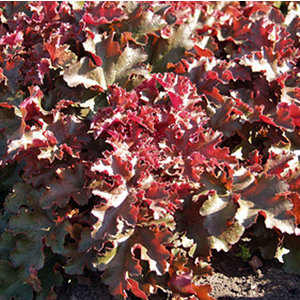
top-left (0, 1), bottom-right (299, 299)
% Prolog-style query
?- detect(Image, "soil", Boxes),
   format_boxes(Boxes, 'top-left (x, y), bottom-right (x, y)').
top-left (56, 250), bottom-right (300, 300)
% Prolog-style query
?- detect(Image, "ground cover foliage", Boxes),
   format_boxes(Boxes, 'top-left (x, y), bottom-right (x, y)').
top-left (0, 1), bottom-right (299, 299)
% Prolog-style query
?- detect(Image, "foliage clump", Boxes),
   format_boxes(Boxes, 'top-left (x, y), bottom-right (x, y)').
top-left (0, 2), bottom-right (299, 299)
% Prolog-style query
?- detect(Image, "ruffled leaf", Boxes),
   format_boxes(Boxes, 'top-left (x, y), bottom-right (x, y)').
top-left (40, 164), bottom-right (90, 208)
top-left (234, 172), bottom-right (295, 234)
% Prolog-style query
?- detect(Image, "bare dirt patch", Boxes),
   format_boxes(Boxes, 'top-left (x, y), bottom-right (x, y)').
top-left (56, 250), bottom-right (300, 300)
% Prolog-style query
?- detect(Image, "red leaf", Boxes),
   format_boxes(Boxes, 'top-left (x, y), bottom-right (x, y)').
top-left (193, 284), bottom-right (214, 300)
top-left (40, 164), bottom-right (90, 208)
top-left (0, 31), bottom-right (23, 46)
top-left (240, 47), bottom-right (291, 82)
top-left (42, 1), bottom-right (60, 22)
top-left (290, 104), bottom-right (300, 127)
top-left (92, 195), bottom-right (139, 240)
top-left (247, 150), bottom-right (263, 173)
top-left (165, 125), bottom-right (235, 164)
top-left (169, 272), bottom-right (213, 299)
top-left (20, 86), bottom-right (44, 121)
top-left (83, 2), bottom-right (127, 25)
top-left (290, 193), bottom-right (300, 225)
top-left (154, 73), bottom-right (202, 110)
top-left (44, 35), bottom-right (76, 67)
top-left (272, 105), bottom-right (295, 131)
top-left (175, 194), bottom-right (211, 257)
top-left (194, 45), bottom-right (214, 57)
top-left (264, 150), bottom-right (294, 177)
top-left (99, 226), bottom-right (171, 299)
top-left (127, 279), bottom-right (148, 300)
top-left (287, 168), bottom-right (300, 192)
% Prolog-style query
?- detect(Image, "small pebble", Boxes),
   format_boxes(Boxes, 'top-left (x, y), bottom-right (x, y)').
top-left (249, 256), bottom-right (263, 271)
top-left (256, 268), bottom-right (263, 278)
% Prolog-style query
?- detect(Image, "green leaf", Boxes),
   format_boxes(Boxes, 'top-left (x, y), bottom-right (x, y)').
top-left (64, 33), bottom-right (148, 90)
top-left (149, 16), bottom-right (200, 73)
top-left (235, 244), bottom-right (251, 262)
top-left (0, 104), bottom-right (23, 136)
top-left (63, 57), bottom-right (107, 89)
top-left (117, 4), bottom-right (167, 42)
top-left (8, 207), bottom-right (52, 234)
top-left (10, 234), bottom-right (45, 274)
top-left (4, 183), bottom-right (32, 214)
top-left (0, 88), bottom-right (25, 106)
top-left (36, 253), bottom-right (64, 300)
top-left (64, 247), bottom-right (97, 275)
top-left (0, 231), bottom-right (16, 260)
top-left (176, 192), bottom-right (244, 257)
top-left (251, 215), bottom-right (280, 260)
top-left (0, 103), bottom-right (24, 157)
top-left (0, 261), bottom-right (33, 300)
top-left (0, 161), bottom-right (25, 191)
top-left (283, 234), bottom-right (300, 275)
top-left (78, 226), bottom-right (97, 252)
top-left (201, 193), bottom-right (245, 252)
top-left (45, 220), bottom-right (69, 254)
top-left (175, 194), bottom-right (211, 258)
top-left (8, 206), bottom-right (52, 276)
top-left (234, 172), bottom-right (295, 234)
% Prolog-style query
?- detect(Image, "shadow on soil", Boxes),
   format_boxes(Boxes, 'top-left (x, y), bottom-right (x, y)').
top-left (56, 250), bottom-right (300, 300)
